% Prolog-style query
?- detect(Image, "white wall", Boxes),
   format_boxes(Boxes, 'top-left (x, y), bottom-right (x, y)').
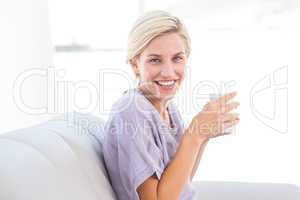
top-left (2, 0), bottom-right (298, 187)
top-left (48, 0), bottom-right (300, 186)
top-left (0, 0), bottom-right (53, 133)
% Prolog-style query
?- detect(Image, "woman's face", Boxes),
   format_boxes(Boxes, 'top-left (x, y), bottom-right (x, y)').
top-left (131, 32), bottom-right (187, 103)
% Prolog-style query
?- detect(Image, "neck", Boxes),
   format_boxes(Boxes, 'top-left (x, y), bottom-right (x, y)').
top-left (149, 98), bottom-right (172, 127)
top-left (136, 87), bottom-right (170, 120)
top-left (150, 98), bottom-right (169, 116)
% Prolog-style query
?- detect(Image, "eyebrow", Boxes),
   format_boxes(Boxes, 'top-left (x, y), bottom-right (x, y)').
top-left (147, 51), bottom-right (185, 57)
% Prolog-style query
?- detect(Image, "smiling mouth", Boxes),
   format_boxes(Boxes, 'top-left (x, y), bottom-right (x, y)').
top-left (154, 80), bottom-right (177, 88)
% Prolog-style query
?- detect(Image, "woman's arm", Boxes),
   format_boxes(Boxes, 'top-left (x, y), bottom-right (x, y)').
top-left (137, 130), bottom-right (206, 200)
top-left (137, 91), bottom-right (239, 200)
top-left (189, 138), bottom-right (209, 182)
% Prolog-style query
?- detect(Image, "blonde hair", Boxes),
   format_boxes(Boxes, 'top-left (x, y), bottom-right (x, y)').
top-left (126, 10), bottom-right (191, 65)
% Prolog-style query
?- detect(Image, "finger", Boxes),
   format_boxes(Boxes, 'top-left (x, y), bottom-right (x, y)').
top-left (217, 91), bottom-right (237, 104)
top-left (210, 93), bottom-right (238, 113)
top-left (223, 102), bottom-right (240, 113)
top-left (220, 113), bottom-right (239, 122)
top-left (223, 118), bottom-right (240, 130)
top-left (208, 101), bottom-right (239, 114)
top-left (211, 117), bottom-right (240, 138)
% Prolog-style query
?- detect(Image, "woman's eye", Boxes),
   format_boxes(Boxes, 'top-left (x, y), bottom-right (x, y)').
top-left (173, 56), bottom-right (183, 62)
top-left (149, 58), bottom-right (161, 64)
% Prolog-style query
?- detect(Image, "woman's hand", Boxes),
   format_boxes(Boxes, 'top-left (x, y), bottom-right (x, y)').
top-left (187, 91), bottom-right (240, 143)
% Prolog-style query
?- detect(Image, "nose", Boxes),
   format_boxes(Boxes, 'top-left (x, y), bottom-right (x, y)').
top-left (160, 63), bottom-right (176, 77)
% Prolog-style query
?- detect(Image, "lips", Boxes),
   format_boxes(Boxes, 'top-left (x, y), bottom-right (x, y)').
top-left (155, 80), bottom-right (175, 86)
top-left (154, 80), bottom-right (177, 89)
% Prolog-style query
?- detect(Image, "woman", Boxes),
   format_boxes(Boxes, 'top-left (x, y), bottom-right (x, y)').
top-left (102, 10), bottom-right (240, 200)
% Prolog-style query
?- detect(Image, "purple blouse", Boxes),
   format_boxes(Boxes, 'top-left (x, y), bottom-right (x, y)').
top-left (102, 87), bottom-right (196, 200)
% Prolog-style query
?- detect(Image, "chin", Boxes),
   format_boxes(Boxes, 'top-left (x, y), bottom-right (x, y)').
top-left (139, 80), bottom-right (179, 101)
top-left (156, 90), bottom-right (177, 102)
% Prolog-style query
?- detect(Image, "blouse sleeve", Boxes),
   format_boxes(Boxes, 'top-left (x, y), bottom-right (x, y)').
top-left (110, 110), bottom-right (165, 199)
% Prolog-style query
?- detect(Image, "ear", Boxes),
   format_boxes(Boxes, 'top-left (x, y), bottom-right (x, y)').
top-left (129, 57), bottom-right (140, 76)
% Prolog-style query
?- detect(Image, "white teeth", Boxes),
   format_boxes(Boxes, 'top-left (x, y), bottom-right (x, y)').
top-left (157, 80), bottom-right (175, 86)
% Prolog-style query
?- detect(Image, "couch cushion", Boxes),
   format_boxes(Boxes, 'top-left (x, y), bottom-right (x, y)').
top-left (192, 181), bottom-right (300, 200)
top-left (0, 112), bottom-right (116, 200)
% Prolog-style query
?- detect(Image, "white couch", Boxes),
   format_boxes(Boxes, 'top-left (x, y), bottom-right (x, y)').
top-left (1, 112), bottom-right (299, 200)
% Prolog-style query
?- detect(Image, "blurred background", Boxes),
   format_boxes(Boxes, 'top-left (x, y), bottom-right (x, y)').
top-left (1, 0), bottom-right (299, 186)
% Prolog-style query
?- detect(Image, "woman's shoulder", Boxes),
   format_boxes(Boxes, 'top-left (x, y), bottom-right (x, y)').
top-left (103, 88), bottom-right (156, 141)
top-left (107, 88), bottom-right (155, 122)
